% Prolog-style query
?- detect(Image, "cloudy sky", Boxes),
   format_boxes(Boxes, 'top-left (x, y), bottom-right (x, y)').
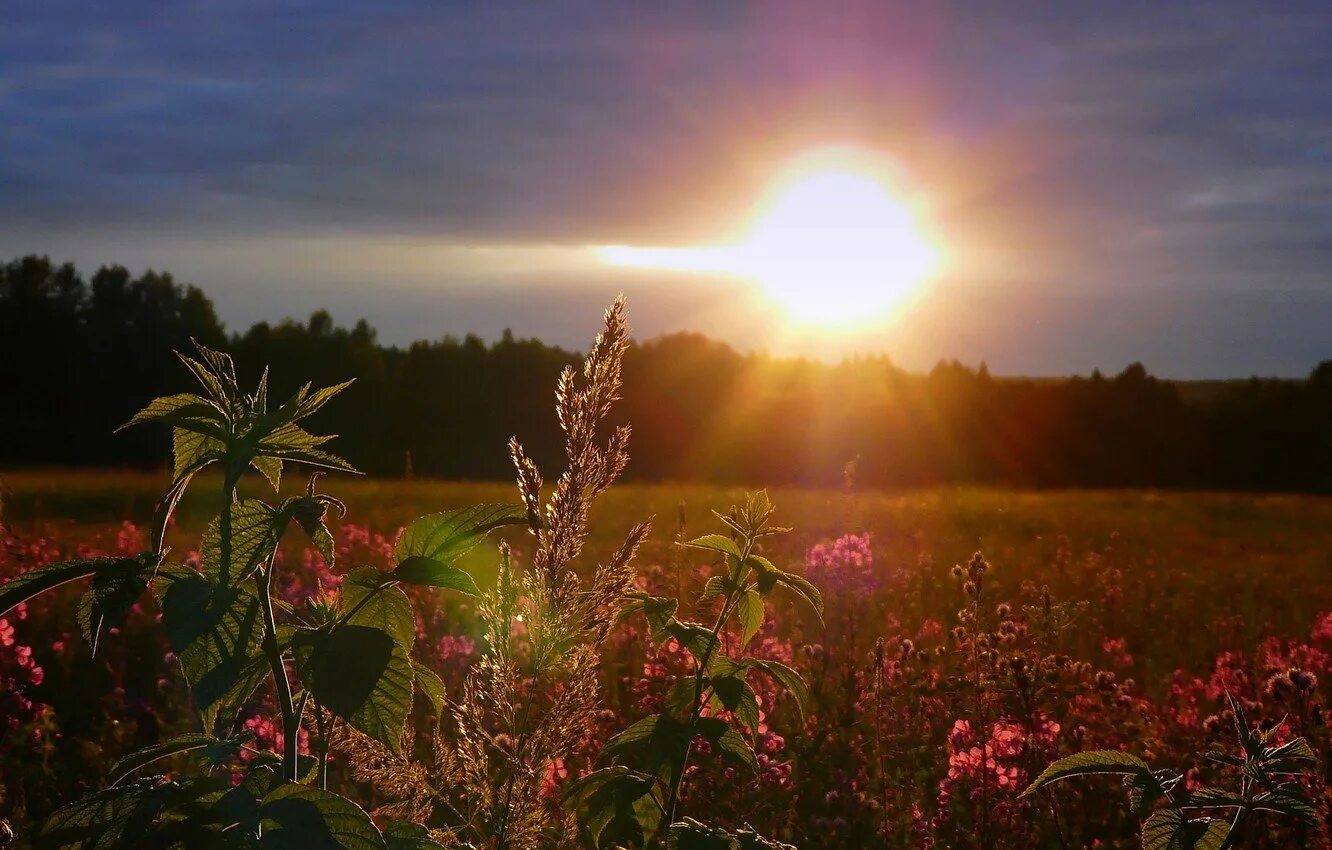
top-left (3, 1), bottom-right (1330, 377)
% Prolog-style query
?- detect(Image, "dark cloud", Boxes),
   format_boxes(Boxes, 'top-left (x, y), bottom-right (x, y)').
top-left (2, 1), bottom-right (1330, 376)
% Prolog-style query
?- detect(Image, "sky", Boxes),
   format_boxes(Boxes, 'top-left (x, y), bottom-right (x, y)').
top-left (2, 1), bottom-right (1330, 378)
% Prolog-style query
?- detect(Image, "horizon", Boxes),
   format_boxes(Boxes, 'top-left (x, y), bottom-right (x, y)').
top-left (4, 2), bottom-right (1332, 378)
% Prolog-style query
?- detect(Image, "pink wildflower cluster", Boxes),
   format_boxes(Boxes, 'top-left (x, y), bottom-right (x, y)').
top-left (805, 534), bottom-right (878, 597)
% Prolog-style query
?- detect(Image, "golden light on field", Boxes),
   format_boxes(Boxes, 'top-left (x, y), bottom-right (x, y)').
top-left (600, 151), bottom-right (940, 327)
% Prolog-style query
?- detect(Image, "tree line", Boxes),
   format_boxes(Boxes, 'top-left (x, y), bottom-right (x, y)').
top-left (2, 254), bottom-right (1329, 491)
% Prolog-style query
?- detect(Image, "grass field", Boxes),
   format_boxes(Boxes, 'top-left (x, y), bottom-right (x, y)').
top-left (4, 468), bottom-right (1330, 685)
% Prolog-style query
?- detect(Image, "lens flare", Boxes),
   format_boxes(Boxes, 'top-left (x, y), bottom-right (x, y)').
top-left (600, 153), bottom-right (940, 327)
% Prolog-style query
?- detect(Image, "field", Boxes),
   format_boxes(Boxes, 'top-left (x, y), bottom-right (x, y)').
top-left (3, 469), bottom-right (1332, 847)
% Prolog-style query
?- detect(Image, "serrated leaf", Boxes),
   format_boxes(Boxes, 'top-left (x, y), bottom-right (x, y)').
top-left (258, 782), bottom-right (385, 850)
top-left (341, 570), bottom-right (417, 648)
top-left (664, 677), bottom-right (700, 721)
top-left (119, 393), bottom-right (222, 431)
top-left (734, 589), bottom-right (764, 646)
top-left (773, 569), bottom-right (823, 623)
top-left (698, 575), bottom-right (730, 605)
top-left (1251, 783), bottom-right (1318, 823)
top-left (382, 820), bottom-right (446, 850)
top-left (394, 505), bottom-right (526, 566)
top-left (390, 557), bottom-right (482, 596)
top-left (253, 455), bottom-right (283, 491)
top-left (667, 818), bottom-right (737, 850)
top-left (157, 570), bottom-right (266, 731)
top-left (173, 426), bottom-right (226, 480)
top-left (412, 662), bottom-right (446, 715)
top-left (697, 717), bottom-right (757, 773)
top-left (710, 674), bottom-right (760, 732)
top-left (259, 440), bottom-right (359, 475)
top-left (78, 554), bottom-right (159, 656)
top-left (38, 780), bottom-right (164, 849)
top-left (603, 714), bottom-right (664, 757)
top-left (1141, 808), bottom-right (1228, 850)
top-left (1021, 750), bottom-right (1155, 799)
top-left (1183, 787), bottom-right (1248, 809)
top-left (286, 379), bottom-right (355, 421)
top-left (299, 625), bottom-right (413, 753)
top-left (748, 659), bottom-right (809, 720)
top-left (1264, 737), bottom-right (1316, 762)
top-left (621, 593), bottom-right (678, 639)
top-left (565, 766), bottom-right (659, 849)
top-left (108, 733), bottom-right (222, 785)
top-left (1227, 692), bottom-right (1260, 757)
top-left (280, 495), bottom-right (337, 567)
top-left (665, 620), bottom-right (720, 663)
top-left (0, 557), bottom-right (105, 618)
top-left (202, 500), bottom-right (280, 585)
top-left (680, 534), bottom-right (743, 560)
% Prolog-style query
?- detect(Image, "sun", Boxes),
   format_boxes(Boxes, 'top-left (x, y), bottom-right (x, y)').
top-left (599, 152), bottom-right (940, 327)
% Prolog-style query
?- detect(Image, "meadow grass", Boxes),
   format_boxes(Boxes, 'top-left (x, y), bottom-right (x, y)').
top-left (4, 468), bottom-right (1330, 689)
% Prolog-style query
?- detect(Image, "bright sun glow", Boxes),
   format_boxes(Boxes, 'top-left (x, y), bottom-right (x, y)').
top-left (600, 154), bottom-right (939, 327)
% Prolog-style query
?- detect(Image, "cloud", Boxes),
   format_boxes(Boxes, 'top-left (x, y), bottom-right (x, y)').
top-left (2, 1), bottom-right (1330, 375)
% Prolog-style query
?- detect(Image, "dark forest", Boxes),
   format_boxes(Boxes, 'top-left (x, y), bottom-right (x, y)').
top-left (3, 254), bottom-right (1329, 490)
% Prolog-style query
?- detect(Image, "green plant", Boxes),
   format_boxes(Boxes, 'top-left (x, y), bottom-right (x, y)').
top-left (1023, 692), bottom-right (1319, 849)
top-left (564, 491), bottom-right (822, 848)
top-left (335, 297), bottom-right (655, 849)
top-left (0, 340), bottom-right (526, 847)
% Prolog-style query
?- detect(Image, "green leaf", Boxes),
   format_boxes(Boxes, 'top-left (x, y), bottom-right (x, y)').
top-left (257, 424), bottom-right (359, 475)
top-left (157, 569), bottom-right (266, 731)
top-left (390, 557), bottom-right (482, 596)
top-left (296, 380), bottom-right (356, 419)
top-left (1021, 750), bottom-right (1156, 799)
top-left (698, 575), bottom-right (730, 605)
top-left (1141, 809), bottom-right (1229, 850)
top-left (281, 495), bottom-right (338, 567)
top-left (665, 620), bottom-right (720, 662)
top-left (253, 455), bottom-right (283, 491)
top-left (299, 625), bottom-right (414, 753)
top-left (151, 468), bottom-right (202, 554)
top-left (710, 674), bottom-right (760, 732)
top-left (1251, 783), bottom-right (1318, 824)
top-left (38, 780), bottom-right (165, 849)
top-left (1227, 692), bottom-right (1260, 757)
top-left (734, 589), bottom-right (764, 646)
top-left (564, 766), bottom-right (659, 849)
top-left (748, 659), bottom-right (810, 720)
top-left (0, 557), bottom-right (105, 618)
top-left (172, 426), bottom-right (226, 481)
top-left (119, 392), bottom-right (222, 431)
top-left (412, 662), bottom-right (446, 715)
top-left (108, 733), bottom-right (223, 785)
top-left (668, 818), bottom-right (737, 850)
top-left (1264, 737), bottom-right (1316, 762)
top-left (603, 714), bottom-right (665, 757)
top-left (1183, 787), bottom-right (1248, 809)
top-left (77, 553), bottom-right (160, 656)
top-left (697, 717), bottom-right (757, 773)
top-left (258, 782), bottom-right (385, 850)
top-left (680, 534), bottom-right (743, 560)
top-left (342, 570), bottom-right (417, 648)
top-left (394, 505), bottom-right (526, 566)
top-left (382, 821), bottom-right (446, 850)
top-left (773, 569), bottom-right (823, 623)
top-left (664, 678), bottom-right (701, 721)
top-left (667, 820), bottom-right (797, 850)
top-left (202, 500), bottom-right (280, 584)
top-left (621, 593), bottom-right (679, 638)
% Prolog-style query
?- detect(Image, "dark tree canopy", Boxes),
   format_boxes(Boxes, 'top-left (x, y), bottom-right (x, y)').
top-left (2, 255), bottom-right (1329, 491)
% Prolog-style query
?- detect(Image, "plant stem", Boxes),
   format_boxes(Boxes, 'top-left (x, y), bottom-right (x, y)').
top-left (660, 536), bottom-right (752, 835)
top-left (257, 556), bottom-right (300, 782)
